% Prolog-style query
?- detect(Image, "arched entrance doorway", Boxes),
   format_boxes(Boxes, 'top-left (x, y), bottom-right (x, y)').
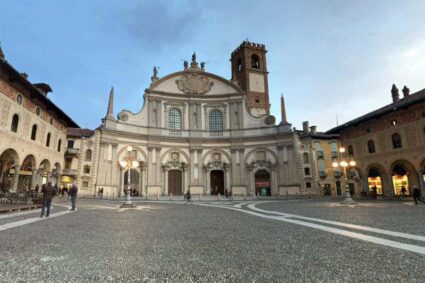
top-left (39, 160), bottom-right (51, 185)
top-left (19, 155), bottom-right (36, 192)
top-left (255, 169), bottom-right (271, 196)
top-left (368, 168), bottom-right (383, 195)
top-left (391, 163), bottom-right (416, 196)
top-left (210, 170), bottom-right (224, 195)
top-left (0, 149), bottom-right (19, 192)
top-left (124, 169), bottom-right (140, 196)
top-left (168, 170), bottom-right (182, 195)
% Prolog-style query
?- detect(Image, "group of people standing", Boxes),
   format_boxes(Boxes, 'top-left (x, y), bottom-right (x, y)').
top-left (40, 182), bottom-right (78, 217)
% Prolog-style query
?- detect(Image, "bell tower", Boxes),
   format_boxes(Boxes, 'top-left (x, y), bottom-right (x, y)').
top-left (230, 41), bottom-right (270, 117)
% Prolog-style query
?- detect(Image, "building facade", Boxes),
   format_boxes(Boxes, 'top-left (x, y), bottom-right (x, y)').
top-left (61, 128), bottom-right (94, 189)
top-left (297, 122), bottom-right (361, 196)
top-left (327, 85), bottom-right (425, 197)
top-left (77, 41), bottom-right (320, 197)
top-left (0, 47), bottom-right (78, 193)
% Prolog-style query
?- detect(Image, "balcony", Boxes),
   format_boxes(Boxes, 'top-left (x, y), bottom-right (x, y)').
top-left (62, 169), bottom-right (78, 176)
top-left (317, 151), bottom-right (324, 158)
top-left (331, 151), bottom-right (338, 158)
top-left (319, 171), bottom-right (327, 178)
top-left (66, 148), bottom-right (79, 156)
top-left (334, 171), bottom-right (343, 177)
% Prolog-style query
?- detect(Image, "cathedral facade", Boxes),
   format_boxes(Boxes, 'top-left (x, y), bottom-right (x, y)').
top-left (77, 41), bottom-right (317, 197)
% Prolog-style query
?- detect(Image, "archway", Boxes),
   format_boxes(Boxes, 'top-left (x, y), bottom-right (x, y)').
top-left (124, 169), bottom-right (140, 196)
top-left (390, 161), bottom-right (417, 196)
top-left (0, 149), bottom-right (19, 192)
top-left (168, 170), bottom-right (182, 195)
top-left (39, 159), bottom-right (51, 185)
top-left (210, 170), bottom-right (224, 195)
top-left (368, 168), bottom-right (384, 195)
top-left (255, 169), bottom-right (271, 196)
top-left (18, 155), bottom-right (36, 192)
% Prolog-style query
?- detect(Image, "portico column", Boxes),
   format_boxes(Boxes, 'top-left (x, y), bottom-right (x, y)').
top-left (361, 176), bottom-right (369, 193)
top-left (141, 164), bottom-right (147, 197)
top-left (155, 147), bottom-right (161, 185)
top-left (31, 169), bottom-right (38, 189)
top-left (271, 166), bottom-right (277, 196)
top-left (12, 165), bottom-right (20, 193)
top-left (163, 166), bottom-right (168, 195)
top-left (205, 167), bottom-right (210, 195)
top-left (417, 170), bottom-right (425, 195)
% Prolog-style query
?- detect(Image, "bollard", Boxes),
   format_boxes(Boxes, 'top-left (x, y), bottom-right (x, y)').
top-left (218, 193), bottom-right (221, 201)
top-left (170, 193), bottom-right (173, 201)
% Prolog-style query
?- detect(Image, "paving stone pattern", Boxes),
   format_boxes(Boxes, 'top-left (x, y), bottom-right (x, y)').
top-left (0, 199), bottom-right (424, 282)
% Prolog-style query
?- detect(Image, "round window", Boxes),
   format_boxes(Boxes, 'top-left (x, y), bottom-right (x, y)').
top-left (35, 107), bottom-right (41, 116)
top-left (16, 94), bottom-right (23, 105)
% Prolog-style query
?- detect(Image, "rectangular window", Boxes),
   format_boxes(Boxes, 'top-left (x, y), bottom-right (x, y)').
top-left (65, 158), bottom-right (72, 170)
top-left (304, 167), bottom-right (310, 176)
top-left (82, 181), bottom-right (89, 187)
top-left (67, 140), bottom-right (74, 148)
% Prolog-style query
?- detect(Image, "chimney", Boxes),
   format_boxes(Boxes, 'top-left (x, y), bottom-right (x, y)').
top-left (310, 126), bottom-right (317, 134)
top-left (302, 121), bottom-right (309, 134)
top-left (402, 86), bottom-right (410, 98)
top-left (391, 84), bottom-right (399, 102)
top-left (33, 83), bottom-right (52, 96)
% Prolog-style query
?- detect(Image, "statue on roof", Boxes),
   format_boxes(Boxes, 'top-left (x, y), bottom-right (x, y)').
top-left (151, 66), bottom-right (159, 82)
top-left (184, 60), bottom-right (188, 69)
top-left (191, 52), bottom-right (198, 68)
top-left (200, 62), bottom-right (205, 70)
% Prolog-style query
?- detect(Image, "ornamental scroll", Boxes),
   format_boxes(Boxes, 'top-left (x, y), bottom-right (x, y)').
top-left (175, 72), bottom-right (214, 95)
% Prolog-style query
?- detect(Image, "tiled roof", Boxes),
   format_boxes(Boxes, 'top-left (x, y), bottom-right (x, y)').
top-left (67, 128), bottom-right (94, 137)
top-left (327, 89), bottom-right (425, 134)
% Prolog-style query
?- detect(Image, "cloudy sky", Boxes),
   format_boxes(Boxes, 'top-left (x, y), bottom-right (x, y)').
top-left (0, 0), bottom-right (424, 131)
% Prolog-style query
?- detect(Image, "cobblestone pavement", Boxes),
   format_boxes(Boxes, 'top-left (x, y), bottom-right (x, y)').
top-left (0, 198), bottom-right (424, 282)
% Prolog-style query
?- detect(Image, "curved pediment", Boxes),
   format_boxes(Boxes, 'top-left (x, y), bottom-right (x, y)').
top-left (149, 69), bottom-right (242, 96)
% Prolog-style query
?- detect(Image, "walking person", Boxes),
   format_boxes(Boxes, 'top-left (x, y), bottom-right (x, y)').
top-left (413, 186), bottom-right (425, 205)
top-left (186, 190), bottom-right (192, 203)
top-left (69, 182), bottom-right (78, 211)
top-left (40, 182), bottom-right (55, 218)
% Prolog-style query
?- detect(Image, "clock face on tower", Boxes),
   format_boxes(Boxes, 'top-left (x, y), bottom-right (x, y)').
top-left (249, 73), bottom-right (265, 93)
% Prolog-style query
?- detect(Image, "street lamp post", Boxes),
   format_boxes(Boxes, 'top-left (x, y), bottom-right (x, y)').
top-left (119, 146), bottom-right (138, 208)
top-left (332, 147), bottom-right (357, 204)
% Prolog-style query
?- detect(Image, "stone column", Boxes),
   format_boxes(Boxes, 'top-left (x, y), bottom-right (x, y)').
top-left (205, 167), bottom-right (210, 195)
top-left (31, 169), bottom-right (38, 189)
top-left (239, 149), bottom-right (246, 185)
top-left (417, 170), bottom-right (425, 194)
top-left (163, 166), bottom-right (168, 195)
top-left (141, 163), bottom-right (147, 197)
top-left (182, 165), bottom-right (187, 194)
top-left (361, 176), bottom-right (369, 193)
top-left (12, 165), bottom-right (20, 193)
top-left (155, 147), bottom-right (161, 185)
top-left (197, 149), bottom-right (202, 185)
top-left (247, 165), bottom-right (254, 196)
top-left (147, 147), bottom-right (154, 185)
top-left (230, 149), bottom-right (238, 185)
top-left (111, 143), bottom-right (118, 186)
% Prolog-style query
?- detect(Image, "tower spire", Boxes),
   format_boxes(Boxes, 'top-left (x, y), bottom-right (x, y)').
top-left (280, 94), bottom-right (288, 124)
top-left (0, 42), bottom-right (5, 60)
top-left (106, 86), bottom-right (115, 120)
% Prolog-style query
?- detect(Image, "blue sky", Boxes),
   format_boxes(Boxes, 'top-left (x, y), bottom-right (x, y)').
top-left (1, 0), bottom-right (424, 130)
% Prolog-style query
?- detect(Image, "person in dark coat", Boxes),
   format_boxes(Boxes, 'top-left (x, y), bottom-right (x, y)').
top-left (68, 182), bottom-right (78, 211)
top-left (186, 190), bottom-right (192, 203)
top-left (40, 182), bottom-right (55, 218)
top-left (413, 186), bottom-right (425, 205)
